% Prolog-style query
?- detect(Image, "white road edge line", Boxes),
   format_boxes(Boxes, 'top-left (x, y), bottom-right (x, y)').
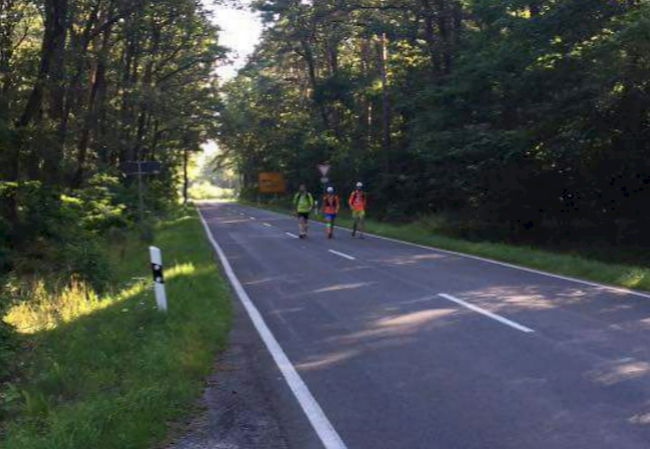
top-left (245, 204), bottom-right (650, 301)
top-left (286, 232), bottom-right (299, 239)
top-left (197, 207), bottom-right (347, 449)
top-left (439, 293), bottom-right (535, 333)
top-left (328, 249), bottom-right (356, 261)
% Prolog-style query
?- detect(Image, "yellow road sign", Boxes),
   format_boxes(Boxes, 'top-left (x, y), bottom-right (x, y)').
top-left (258, 172), bottom-right (286, 193)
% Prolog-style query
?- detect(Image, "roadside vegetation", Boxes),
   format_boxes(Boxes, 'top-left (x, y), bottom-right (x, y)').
top-left (219, 1), bottom-right (650, 262)
top-left (248, 198), bottom-right (650, 293)
top-left (0, 1), bottom-right (230, 447)
top-left (189, 181), bottom-right (235, 201)
top-left (0, 209), bottom-right (230, 449)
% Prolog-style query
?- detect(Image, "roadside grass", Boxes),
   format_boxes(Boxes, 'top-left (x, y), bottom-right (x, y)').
top-left (1, 208), bottom-right (231, 449)
top-left (245, 200), bottom-right (650, 293)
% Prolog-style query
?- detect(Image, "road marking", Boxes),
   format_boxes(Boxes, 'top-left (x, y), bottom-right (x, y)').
top-left (286, 232), bottom-right (299, 239)
top-left (248, 205), bottom-right (650, 301)
top-left (250, 217), bottom-right (257, 220)
top-left (438, 293), bottom-right (535, 333)
top-left (197, 207), bottom-right (347, 449)
top-left (263, 223), bottom-right (273, 228)
top-left (328, 250), bottom-right (356, 261)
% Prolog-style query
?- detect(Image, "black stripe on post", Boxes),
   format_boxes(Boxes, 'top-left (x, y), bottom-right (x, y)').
top-left (151, 263), bottom-right (165, 284)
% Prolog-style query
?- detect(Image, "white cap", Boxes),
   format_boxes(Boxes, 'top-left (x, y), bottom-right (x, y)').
top-left (356, 182), bottom-right (363, 188)
top-left (326, 186), bottom-right (334, 193)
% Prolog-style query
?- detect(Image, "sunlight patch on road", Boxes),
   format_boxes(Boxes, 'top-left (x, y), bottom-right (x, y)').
top-left (312, 282), bottom-right (373, 294)
top-left (296, 349), bottom-right (361, 372)
top-left (590, 358), bottom-right (650, 386)
top-left (377, 309), bottom-right (457, 329)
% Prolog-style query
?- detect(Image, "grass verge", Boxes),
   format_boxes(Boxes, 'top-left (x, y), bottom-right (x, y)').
top-left (245, 200), bottom-right (650, 293)
top-left (1, 208), bottom-right (230, 449)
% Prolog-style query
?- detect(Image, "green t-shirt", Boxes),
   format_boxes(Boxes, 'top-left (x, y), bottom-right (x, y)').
top-left (294, 192), bottom-right (314, 213)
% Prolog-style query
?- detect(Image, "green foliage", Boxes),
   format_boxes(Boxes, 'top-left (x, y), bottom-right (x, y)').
top-left (0, 210), bottom-right (231, 448)
top-left (3, 179), bottom-right (127, 288)
top-left (220, 0), bottom-right (650, 248)
top-left (188, 181), bottom-right (235, 200)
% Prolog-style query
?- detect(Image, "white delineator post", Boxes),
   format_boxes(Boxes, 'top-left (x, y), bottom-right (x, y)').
top-left (149, 246), bottom-right (168, 312)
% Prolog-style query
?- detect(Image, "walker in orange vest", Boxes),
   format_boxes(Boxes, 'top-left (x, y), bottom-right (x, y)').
top-left (321, 187), bottom-right (340, 239)
top-left (348, 182), bottom-right (367, 238)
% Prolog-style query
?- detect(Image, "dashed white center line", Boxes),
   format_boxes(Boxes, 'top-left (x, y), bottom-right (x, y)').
top-left (250, 217), bottom-right (257, 220)
top-left (286, 232), bottom-right (300, 239)
top-left (438, 293), bottom-right (535, 333)
top-left (328, 250), bottom-right (356, 261)
top-left (263, 223), bottom-right (273, 228)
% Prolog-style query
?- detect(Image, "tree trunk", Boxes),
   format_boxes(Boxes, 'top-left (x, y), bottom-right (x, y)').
top-left (299, 39), bottom-right (333, 136)
top-left (17, 0), bottom-right (68, 130)
top-left (74, 25), bottom-right (110, 187)
top-left (133, 20), bottom-right (160, 161)
top-left (183, 147), bottom-right (189, 205)
top-left (375, 33), bottom-right (391, 172)
top-left (44, 0), bottom-right (69, 184)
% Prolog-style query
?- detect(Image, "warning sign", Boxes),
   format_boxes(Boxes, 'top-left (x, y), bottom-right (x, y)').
top-left (258, 172), bottom-right (286, 193)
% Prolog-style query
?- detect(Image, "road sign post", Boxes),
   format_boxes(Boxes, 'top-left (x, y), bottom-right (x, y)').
top-left (149, 246), bottom-right (167, 312)
top-left (121, 161), bottom-right (162, 222)
top-left (317, 163), bottom-right (331, 207)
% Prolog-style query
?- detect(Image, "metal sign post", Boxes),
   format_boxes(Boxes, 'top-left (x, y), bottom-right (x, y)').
top-left (149, 246), bottom-right (168, 312)
top-left (120, 161), bottom-right (162, 222)
top-left (317, 164), bottom-right (331, 212)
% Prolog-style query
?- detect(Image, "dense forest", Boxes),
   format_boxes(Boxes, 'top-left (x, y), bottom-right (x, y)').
top-left (218, 0), bottom-right (650, 246)
top-left (0, 0), bottom-right (222, 377)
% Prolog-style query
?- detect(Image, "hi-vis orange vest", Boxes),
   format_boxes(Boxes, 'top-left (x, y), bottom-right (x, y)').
top-left (348, 190), bottom-right (366, 211)
top-left (322, 194), bottom-right (340, 214)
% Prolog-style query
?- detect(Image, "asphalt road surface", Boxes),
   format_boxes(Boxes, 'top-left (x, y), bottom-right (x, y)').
top-left (198, 202), bottom-right (650, 449)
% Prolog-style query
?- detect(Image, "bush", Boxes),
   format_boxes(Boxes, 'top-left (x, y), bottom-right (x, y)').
top-left (4, 177), bottom-right (130, 288)
top-left (188, 181), bottom-right (235, 200)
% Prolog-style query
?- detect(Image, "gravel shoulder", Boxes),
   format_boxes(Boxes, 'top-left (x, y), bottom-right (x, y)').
top-left (163, 297), bottom-right (321, 449)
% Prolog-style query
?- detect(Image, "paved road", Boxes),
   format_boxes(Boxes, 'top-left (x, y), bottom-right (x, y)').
top-left (198, 202), bottom-right (650, 449)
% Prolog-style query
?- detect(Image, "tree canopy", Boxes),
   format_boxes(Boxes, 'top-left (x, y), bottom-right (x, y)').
top-left (218, 0), bottom-right (650, 244)
top-left (0, 0), bottom-right (224, 236)
top-left (0, 0), bottom-right (225, 346)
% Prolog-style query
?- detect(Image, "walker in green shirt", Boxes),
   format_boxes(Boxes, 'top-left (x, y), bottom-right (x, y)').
top-left (294, 192), bottom-right (314, 213)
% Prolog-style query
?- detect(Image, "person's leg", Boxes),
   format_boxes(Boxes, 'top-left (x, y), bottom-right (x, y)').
top-left (358, 211), bottom-right (365, 238)
top-left (297, 214), bottom-right (304, 236)
top-left (352, 211), bottom-right (358, 237)
top-left (325, 214), bottom-right (335, 238)
top-left (303, 214), bottom-right (309, 237)
top-left (325, 215), bottom-right (332, 237)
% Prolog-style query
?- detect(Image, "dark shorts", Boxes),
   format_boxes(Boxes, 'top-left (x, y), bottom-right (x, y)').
top-left (297, 212), bottom-right (310, 221)
top-left (324, 213), bottom-right (337, 221)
